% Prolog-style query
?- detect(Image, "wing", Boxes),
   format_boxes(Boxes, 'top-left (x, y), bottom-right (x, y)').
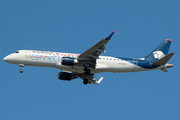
top-left (71, 31), bottom-right (115, 85)
top-left (77, 31), bottom-right (115, 68)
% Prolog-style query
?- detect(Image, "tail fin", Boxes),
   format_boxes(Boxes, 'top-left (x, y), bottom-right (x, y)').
top-left (145, 39), bottom-right (172, 63)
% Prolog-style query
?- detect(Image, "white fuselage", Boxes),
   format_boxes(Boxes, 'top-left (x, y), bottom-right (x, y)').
top-left (3, 50), bottom-right (157, 73)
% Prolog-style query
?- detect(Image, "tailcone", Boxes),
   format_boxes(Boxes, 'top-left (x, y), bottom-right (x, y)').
top-left (165, 63), bottom-right (173, 68)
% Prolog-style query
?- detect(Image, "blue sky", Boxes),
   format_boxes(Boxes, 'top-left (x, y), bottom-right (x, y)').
top-left (1, 0), bottom-right (180, 119)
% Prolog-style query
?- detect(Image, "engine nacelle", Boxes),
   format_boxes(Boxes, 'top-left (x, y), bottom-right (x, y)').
top-left (61, 57), bottom-right (78, 66)
top-left (58, 72), bottom-right (77, 81)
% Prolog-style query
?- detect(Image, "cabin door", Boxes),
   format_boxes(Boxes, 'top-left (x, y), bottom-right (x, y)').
top-left (133, 58), bottom-right (138, 67)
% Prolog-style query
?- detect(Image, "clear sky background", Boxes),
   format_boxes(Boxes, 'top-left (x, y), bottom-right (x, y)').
top-left (0, 0), bottom-right (180, 120)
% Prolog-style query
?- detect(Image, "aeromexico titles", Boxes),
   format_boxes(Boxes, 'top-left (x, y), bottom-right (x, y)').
top-left (3, 31), bottom-right (174, 85)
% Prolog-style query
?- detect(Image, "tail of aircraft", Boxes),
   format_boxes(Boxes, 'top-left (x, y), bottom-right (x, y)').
top-left (145, 39), bottom-right (174, 72)
top-left (145, 39), bottom-right (172, 63)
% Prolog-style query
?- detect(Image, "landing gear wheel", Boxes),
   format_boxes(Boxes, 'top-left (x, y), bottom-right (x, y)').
top-left (19, 64), bottom-right (24, 73)
top-left (83, 79), bottom-right (88, 85)
top-left (20, 69), bottom-right (23, 73)
top-left (85, 69), bottom-right (91, 75)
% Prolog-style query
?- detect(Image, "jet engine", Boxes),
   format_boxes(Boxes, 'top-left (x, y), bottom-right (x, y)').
top-left (61, 57), bottom-right (78, 66)
top-left (58, 72), bottom-right (78, 81)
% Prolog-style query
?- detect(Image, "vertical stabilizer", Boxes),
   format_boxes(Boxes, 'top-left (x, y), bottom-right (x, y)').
top-left (145, 39), bottom-right (172, 63)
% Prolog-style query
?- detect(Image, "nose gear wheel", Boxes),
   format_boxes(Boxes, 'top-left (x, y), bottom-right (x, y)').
top-left (19, 64), bottom-right (24, 73)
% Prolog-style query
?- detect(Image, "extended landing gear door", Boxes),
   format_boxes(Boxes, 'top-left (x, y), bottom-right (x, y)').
top-left (133, 58), bottom-right (138, 67)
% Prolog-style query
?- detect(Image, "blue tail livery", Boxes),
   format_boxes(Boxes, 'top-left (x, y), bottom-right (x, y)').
top-left (145, 39), bottom-right (172, 63)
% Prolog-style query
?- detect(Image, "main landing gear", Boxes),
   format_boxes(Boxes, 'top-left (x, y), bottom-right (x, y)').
top-left (83, 78), bottom-right (88, 85)
top-left (83, 63), bottom-right (91, 85)
top-left (84, 67), bottom-right (91, 75)
top-left (19, 64), bottom-right (24, 73)
top-left (83, 63), bottom-right (91, 75)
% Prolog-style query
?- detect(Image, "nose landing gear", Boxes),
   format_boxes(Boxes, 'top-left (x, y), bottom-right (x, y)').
top-left (19, 64), bottom-right (24, 73)
top-left (20, 69), bottom-right (23, 73)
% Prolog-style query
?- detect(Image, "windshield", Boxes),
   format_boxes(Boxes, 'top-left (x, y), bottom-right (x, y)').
top-left (14, 51), bottom-right (19, 53)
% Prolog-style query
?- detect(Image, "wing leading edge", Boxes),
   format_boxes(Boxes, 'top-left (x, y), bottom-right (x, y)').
top-left (78, 31), bottom-right (115, 68)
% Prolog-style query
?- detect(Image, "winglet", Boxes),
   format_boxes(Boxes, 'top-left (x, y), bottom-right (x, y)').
top-left (96, 77), bottom-right (103, 84)
top-left (105, 31), bottom-right (115, 40)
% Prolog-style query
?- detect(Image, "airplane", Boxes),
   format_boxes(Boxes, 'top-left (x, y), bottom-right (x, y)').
top-left (3, 31), bottom-right (174, 85)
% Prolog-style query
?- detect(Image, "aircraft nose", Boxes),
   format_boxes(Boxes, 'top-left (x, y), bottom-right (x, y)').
top-left (3, 55), bottom-right (9, 62)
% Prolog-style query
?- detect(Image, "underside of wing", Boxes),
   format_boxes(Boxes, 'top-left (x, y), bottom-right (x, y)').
top-left (77, 31), bottom-right (115, 69)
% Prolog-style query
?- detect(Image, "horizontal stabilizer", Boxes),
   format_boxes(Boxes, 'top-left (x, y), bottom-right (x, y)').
top-left (152, 52), bottom-right (175, 66)
top-left (159, 67), bottom-right (168, 72)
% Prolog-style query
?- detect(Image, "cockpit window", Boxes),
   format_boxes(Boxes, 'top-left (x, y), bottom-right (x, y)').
top-left (15, 51), bottom-right (19, 53)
